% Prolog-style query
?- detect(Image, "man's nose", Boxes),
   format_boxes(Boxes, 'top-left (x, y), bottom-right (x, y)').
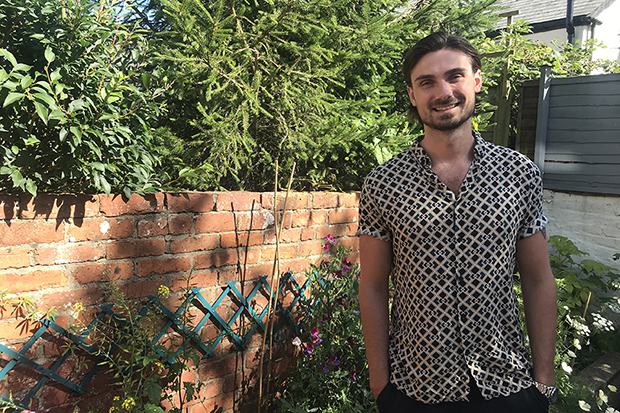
top-left (436, 80), bottom-right (453, 99)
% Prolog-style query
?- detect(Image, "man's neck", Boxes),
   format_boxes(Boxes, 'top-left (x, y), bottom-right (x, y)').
top-left (420, 123), bottom-right (475, 166)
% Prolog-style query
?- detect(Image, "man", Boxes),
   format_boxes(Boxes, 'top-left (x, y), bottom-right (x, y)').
top-left (357, 32), bottom-right (558, 413)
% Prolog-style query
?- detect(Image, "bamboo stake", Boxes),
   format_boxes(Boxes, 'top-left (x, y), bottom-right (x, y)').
top-left (257, 161), bottom-right (295, 413)
top-left (264, 162), bottom-right (295, 405)
top-left (582, 291), bottom-right (592, 319)
top-left (258, 161), bottom-right (279, 413)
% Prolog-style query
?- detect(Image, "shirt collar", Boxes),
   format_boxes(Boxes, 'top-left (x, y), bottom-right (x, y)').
top-left (409, 130), bottom-right (488, 170)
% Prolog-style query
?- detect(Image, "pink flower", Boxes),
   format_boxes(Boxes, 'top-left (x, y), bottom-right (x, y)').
top-left (305, 343), bottom-right (314, 354)
top-left (325, 234), bottom-right (335, 244)
top-left (310, 327), bottom-right (322, 344)
top-left (322, 243), bottom-right (330, 251)
top-left (292, 337), bottom-right (302, 346)
top-left (350, 370), bottom-right (357, 381)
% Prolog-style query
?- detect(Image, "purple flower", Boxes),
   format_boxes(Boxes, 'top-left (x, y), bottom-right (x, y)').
top-left (350, 370), bottom-right (357, 381)
top-left (352, 310), bottom-right (360, 316)
top-left (329, 355), bottom-right (341, 366)
top-left (311, 327), bottom-right (322, 344)
top-left (347, 336), bottom-right (355, 346)
top-left (325, 234), bottom-right (335, 244)
top-left (322, 364), bottom-right (330, 373)
top-left (335, 270), bottom-right (343, 279)
top-left (305, 343), bottom-right (314, 354)
top-left (322, 243), bottom-right (330, 251)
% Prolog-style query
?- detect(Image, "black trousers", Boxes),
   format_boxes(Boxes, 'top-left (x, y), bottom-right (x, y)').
top-left (375, 377), bottom-right (550, 413)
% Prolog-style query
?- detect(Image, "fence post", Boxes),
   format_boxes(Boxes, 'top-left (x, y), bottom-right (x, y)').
top-left (534, 65), bottom-right (552, 175)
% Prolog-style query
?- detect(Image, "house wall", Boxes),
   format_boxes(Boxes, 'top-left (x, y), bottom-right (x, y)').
top-left (591, 0), bottom-right (620, 62)
top-left (544, 190), bottom-right (620, 268)
top-left (0, 191), bottom-right (360, 413)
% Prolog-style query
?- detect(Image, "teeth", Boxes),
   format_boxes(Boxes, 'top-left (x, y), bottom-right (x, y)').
top-left (434, 104), bottom-right (457, 111)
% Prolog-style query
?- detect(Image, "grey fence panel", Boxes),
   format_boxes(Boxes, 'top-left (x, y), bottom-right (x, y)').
top-left (534, 72), bottom-right (620, 196)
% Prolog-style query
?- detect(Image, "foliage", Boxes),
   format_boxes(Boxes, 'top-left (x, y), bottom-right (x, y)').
top-left (149, 0), bottom-right (500, 192)
top-left (68, 279), bottom-right (208, 413)
top-left (474, 21), bottom-right (620, 144)
top-left (0, 0), bottom-right (168, 197)
top-left (514, 236), bottom-right (620, 413)
top-left (278, 236), bottom-right (375, 413)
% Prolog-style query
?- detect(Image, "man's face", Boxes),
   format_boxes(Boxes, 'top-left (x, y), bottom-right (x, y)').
top-left (407, 49), bottom-right (482, 132)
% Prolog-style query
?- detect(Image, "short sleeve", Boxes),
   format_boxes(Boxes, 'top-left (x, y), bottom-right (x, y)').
top-left (517, 164), bottom-right (549, 240)
top-left (356, 175), bottom-right (392, 242)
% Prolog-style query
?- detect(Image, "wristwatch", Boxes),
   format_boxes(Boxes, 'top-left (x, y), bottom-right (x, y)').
top-left (534, 381), bottom-right (559, 403)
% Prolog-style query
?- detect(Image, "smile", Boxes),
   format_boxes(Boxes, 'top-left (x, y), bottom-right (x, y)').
top-left (433, 103), bottom-right (459, 111)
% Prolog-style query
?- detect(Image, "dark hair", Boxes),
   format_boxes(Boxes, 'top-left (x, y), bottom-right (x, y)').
top-left (402, 32), bottom-right (481, 123)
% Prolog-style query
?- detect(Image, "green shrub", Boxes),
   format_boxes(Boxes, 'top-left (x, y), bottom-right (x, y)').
top-left (0, 0), bottom-right (166, 197)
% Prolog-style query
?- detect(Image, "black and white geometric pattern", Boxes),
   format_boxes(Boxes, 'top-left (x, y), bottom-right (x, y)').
top-left (357, 132), bottom-right (548, 404)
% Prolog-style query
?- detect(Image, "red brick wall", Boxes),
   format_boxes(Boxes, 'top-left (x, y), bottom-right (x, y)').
top-left (0, 191), bottom-right (360, 412)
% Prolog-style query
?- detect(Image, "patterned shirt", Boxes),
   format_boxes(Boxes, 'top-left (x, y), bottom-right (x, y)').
top-left (357, 132), bottom-right (548, 404)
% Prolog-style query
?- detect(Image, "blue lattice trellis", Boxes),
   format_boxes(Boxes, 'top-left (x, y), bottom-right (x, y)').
top-left (0, 271), bottom-right (312, 411)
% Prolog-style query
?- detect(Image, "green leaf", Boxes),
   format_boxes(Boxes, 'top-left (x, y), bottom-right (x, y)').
top-left (44, 47), bottom-right (56, 63)
top-left (25, 179), bottom-right (37, 196)
top-left (59, 128), bottom-right (68, 142)
top-left (144, 404), bottom-right (165, 413)
top-left (0, 68), bottom-right (8, 83)
top-left (0, 49), bottom-right (18, 68)
top-left (34, 101), bottom-right (49, 125)
top-left (3, 92), bottom-right (25, 107)
top-left (34, 91), bottom-right (56, 107)
top-left (10, 169), bottom-right (25, 188)
top-left (100, 176), bottom-right (111, 195)
top-left (50, 69), bottom-right (62, 83)
top-left (11, 146), bottom-right (19, 154)
top-left (13, 64), bottom-right (32, 72)
top-left (20, 74), bottom-right (33, 89)
top-left (144, 380), bottom-right (162, 404)
top-left (70, 126), bottom-right (82, 142)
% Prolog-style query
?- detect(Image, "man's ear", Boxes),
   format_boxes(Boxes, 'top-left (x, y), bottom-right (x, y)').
top-left (407, 86), bottom-right (417, 107)
top-left (474, 69), bottom-right (482, 93)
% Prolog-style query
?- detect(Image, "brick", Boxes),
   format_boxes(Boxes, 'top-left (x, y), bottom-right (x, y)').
top-left (316, 224), bottom-right (348, 239)
top-left (99, 193), bottom-right (164, 216)
top-left (119, 278), bottom-right (164, 299)
top-left (192, 392), bottom-right (234, 413)
top-left (195, 213), bottom-right (235, 233)
top-left (0, 246), bottom-right (29, 269)
top-left (0, 270), bottom-right (66, 293)
top-left (343, 192), bottom-right (360, 207)
top-left (169, 215), bottom-right (193, 234)
top-left (347, 223), bottom-right (359, 236)
top-left (170, 234), bottom-right (219, 254)
top-left (198, 356), bottom-right (239, 382)
top-left (241, 248), bottom-right (260, 265)
top-left (0, 194), bottom-right (19, 220)
top-left (67, 218), bottom-right (134, 241)
top-left (0, 319), bottom-right (40, 341)
top-left (246, 263), bottom-right (274, 281)
top-left (328, 208), bottom-right (358, 224)
top-left (339, 237), bottom-right (360, 251)
top-left (0, 221), bottom-right (63, 247)
top-left (107, 239), bottom-right (165, 259)
top-left (72, 262), bottom-right (134, 284)
top-left (301, 227), bottom-right (314, 241)
top-left (194, 250), bottom-right (238, 270)
top-left (19, 194), bottom-right (99, 219)
top-left (137, 219), bottom-right (168, 237)
top-left (40, 287), bottom-right (105, 311)
top-left (41, 382), bottom-right (71, 406)
top-left (199, 378), bottom-right (223, 400)
top-left (263, 228), bottom-right (301, 244)
top-left (299, 241), bottom-right (324, 257)
top-left (137, 257), bottom-right (191, 277)
top-left (312, 192), bottom-right (340, 209)
top-left (215, 192), bottom-right (261, 212)
top-left (235, 211), bottom-right (275, 231)
top-left (220, 232), bottom-right (262, 249)
top-left (34, 243), bottom-right (103, 265)
top-left (166, 192), bottom-right (215, 213)
top-left (260, 245), bottom-right (298, 261)
top-left (262, 192), bottom-right (310, 210)
top-left (171, 271), bottom-right (217, 291)
top-left (281, 259), bottom-right (312, 275)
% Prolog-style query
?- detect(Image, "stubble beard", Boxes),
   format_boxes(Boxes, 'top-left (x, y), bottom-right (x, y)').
top-left (419, 95), bottom-right (475, 132)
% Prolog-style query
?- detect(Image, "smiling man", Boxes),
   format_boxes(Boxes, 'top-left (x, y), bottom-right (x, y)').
top-left (357, 32), bottom-right (558, 413)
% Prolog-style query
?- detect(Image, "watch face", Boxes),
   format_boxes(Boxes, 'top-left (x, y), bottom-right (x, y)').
top-left (549, 387), bottom-right (559, 404)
